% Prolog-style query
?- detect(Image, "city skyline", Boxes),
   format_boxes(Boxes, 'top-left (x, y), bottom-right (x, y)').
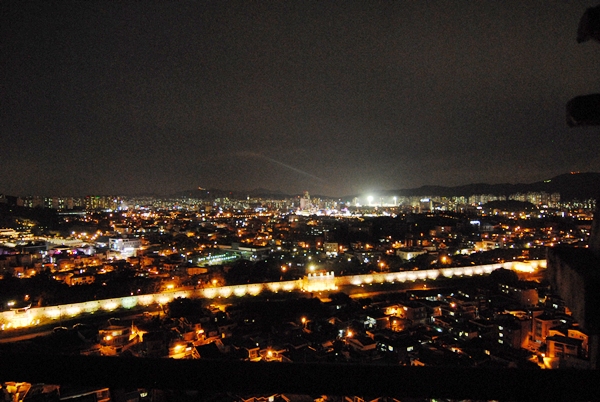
top-left (3, 1), bottom-right (600, 197)
top-left (1, 171), bottom-right (598, 202)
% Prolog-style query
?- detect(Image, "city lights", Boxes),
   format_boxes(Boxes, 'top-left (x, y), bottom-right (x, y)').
top-left (0, 260), bottom-right (543, 330)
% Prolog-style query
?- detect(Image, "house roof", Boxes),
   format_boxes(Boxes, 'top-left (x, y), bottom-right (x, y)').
top-left (546, 335), bottom-right (583, 347)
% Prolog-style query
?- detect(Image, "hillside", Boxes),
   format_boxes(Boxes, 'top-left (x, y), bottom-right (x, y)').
top-left (374, 172), bottom-right (600, 202)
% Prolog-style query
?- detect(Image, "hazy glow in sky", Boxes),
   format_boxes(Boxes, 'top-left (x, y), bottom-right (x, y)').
top-left (2, 1), bottom-right (600, 196)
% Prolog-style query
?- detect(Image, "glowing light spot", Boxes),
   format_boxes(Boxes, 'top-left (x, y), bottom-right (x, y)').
top-left (513, 262), bottom-right (535, 273)
top-left (174, 291), bottom-right (190, 299)
top-left (122, 297), bottom-right (137, 309)
top-left (66, 306), bottom-right (81, 316)
top-left (248, 284), bottom-right (262, 296)
top-left (203, 288), bottom-right (217, 299)
top-left (138, 295), bottom-right (154, 305)
top-left (103, 301), bottom-right (118, 311)
top-left (218, 287), bottom-right (232, 298)
top-left (157, 295), bottom-right (172, 304)
top-left (427, 270), bottom-right (439, 280)
top-left (82, 301), bottom-right (99, 313)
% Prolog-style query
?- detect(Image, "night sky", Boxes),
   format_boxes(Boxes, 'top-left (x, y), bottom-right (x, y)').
top-left (3, 1), bottom-right (600, 197)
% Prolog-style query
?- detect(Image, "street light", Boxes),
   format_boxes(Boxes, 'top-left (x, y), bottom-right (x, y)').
top-left (345, 329), bottom-right (353, 346)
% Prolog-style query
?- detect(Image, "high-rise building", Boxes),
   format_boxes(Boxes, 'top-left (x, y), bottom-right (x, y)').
top-left (300, 191), bottom-right (311, 211)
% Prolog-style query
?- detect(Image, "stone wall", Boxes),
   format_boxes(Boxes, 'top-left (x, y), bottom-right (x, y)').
top-left (0, 261), bottom-right (544, 330)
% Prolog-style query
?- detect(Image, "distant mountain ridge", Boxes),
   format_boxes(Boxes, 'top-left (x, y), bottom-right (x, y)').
top-left (177, 172), bottom-right (600, 202)
top-left (4, 173), bottom-right (598, 201)
top-left (369, 172), bottom-right (600, 202)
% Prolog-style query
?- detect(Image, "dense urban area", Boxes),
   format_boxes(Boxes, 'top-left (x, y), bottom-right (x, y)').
top-left (0, 189), bottom-right (597, 401)
top-left (5, 0), bottom-right (600, 399)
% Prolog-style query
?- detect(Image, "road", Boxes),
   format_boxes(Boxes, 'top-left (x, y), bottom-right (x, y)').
top-left (0, 329), bottom-right (53, 343)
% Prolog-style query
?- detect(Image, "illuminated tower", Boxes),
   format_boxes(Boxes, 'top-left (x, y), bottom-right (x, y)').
top-left (300, 191), bottom-right (311, 210)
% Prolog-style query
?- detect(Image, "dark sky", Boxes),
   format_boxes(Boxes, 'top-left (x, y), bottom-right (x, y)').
top-left (3, 1), bottom-right (600, 197)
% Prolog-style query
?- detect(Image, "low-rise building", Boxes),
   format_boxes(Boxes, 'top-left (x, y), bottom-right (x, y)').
top-left (66, 272), bottom-right (95, 286)
top-left (396, 248), bottom-right (427, 261)
top-left (531, 312), bottom-right (563, 344)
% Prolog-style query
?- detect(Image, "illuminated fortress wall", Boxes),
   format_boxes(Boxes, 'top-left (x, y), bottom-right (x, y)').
top-left (0, 280), bottom-right (303, 330)
top-left (0, 260), bottom-right (545, 330)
